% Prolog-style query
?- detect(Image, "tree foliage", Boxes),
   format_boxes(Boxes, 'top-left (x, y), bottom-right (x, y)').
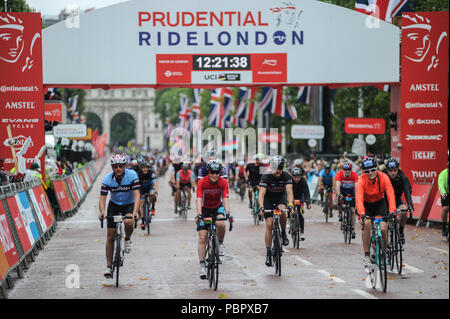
top-left (1, 0), bottom-right (34, 12)
top-left (110, 113), bottom-right (136, 147)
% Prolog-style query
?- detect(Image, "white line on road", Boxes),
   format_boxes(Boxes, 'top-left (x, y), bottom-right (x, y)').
top-left (292, 255), bottom-right (313, 266)
top-left (403, 264), bottom-right (425, 274)
top-left (317, 269), bottom-right (346, 283)
top-left (352, 289), bottom-right (378, 299)
top-left (430, 247), bottom-right (448, 254)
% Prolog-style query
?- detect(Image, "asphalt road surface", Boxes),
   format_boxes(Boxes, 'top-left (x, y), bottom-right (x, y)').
top-left (7, 165), bottom-right (449, 299)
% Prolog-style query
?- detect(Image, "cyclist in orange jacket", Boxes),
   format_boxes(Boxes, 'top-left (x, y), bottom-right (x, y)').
top-left (356, 157), bottom-right (396, 271)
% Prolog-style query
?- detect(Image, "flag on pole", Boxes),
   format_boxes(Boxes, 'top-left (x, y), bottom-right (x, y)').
top-left (209, 88), bottom-right (233, 129)
top-left (244, 88), bottom-right (258, 126)
top-left (234, 87), bottom-right (248, 128)
top-left (178, 94), bottom-right (192, 130)
top-left (272, 87), bottom-right (298, 120)
top-left (259, 87), bottom-right (275, 113)
top-left (221, 88), bottom-right (234, 129)
top-left (355, 0), bottom-right (410, 23)
top-left (192, 88), bottom-right (202, 119)
top-left (282, 88), bottom-right (298, 120)
top-left (297, 86), bottom-right (311, 104)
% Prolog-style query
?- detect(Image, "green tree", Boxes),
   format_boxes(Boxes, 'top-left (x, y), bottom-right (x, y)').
top-left (85, 112), bottom-right (102, 135)
top-left (110, 113), bottom-right (136, 147)
top-left (1, 0), bottom-right (34, 12)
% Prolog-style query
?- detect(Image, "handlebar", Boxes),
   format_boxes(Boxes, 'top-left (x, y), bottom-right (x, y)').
top-left (198, 215), bottom-right (234, 231)
top-left (100, 215), bottom-right (137, 229)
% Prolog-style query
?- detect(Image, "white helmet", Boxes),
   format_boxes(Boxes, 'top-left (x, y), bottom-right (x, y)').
top-left (109, 154), bottom-right (127, 165)
top-left (294, 159), bottom-right (303, 166)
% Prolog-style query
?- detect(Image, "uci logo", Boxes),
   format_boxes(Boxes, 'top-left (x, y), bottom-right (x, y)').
top-left (273, 31), bottom-right (286, 45)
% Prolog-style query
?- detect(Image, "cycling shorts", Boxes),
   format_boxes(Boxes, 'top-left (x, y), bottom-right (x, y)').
top-left (179, 182), bottom-right (192, 189)
top-left (263, 193), bottom-right (287, 219)
top-left (197, 205), bottom-right (225, 231)
top-left (441, 195), bottom-right (449, 207)
top-left (107, 201), bottom-right (134, 229)
top-left (363, 199), bottom-right (388, 218)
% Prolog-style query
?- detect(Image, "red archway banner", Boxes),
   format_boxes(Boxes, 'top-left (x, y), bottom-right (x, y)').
top-left (0, 13), bottom-right (45, 175)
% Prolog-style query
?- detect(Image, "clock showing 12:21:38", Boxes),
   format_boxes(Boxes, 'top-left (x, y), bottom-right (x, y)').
top-left (193, 55), bottom-right (251, 70)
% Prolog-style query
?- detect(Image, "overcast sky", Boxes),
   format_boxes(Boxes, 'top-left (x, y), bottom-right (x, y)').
top-left (26, 0), bottom-right (128, 16)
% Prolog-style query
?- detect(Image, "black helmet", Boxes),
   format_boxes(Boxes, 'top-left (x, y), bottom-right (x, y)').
top-left (206, 160), bottom-right (221, 172)
top-left (324, 163), bottom-right (331, 169)
top-left (291, 167), bottom-right (304, 176)
top-left (385, 158), bottom-right (399, 169)
top-left (270, 156), bottom-right (285, 171)
top-left (362, 157), bottom-right (377, 170)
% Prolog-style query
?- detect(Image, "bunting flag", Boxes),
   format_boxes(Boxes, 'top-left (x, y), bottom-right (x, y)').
top-left (80, 114), bottom-right (86, 124)
top-left (192, 88), bottom-right (202, 119)
top-left (209, 88), bottom-right (233, 129)
top-left (178, 94), bottom-right (192, 130)
top-left (244, 87), bottom-right (258, 125)
top-left (297, 86), bottom-right (311, 104)
top-left (271, 87), bottom-right (298, 120)
top-left (221, 88), bottom-right (234, 129)
top-left (259, 87), bottom-right (275, 113)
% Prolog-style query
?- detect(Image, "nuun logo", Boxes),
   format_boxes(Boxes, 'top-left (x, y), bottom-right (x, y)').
top-left (273, 31), bottom-right (287, 45)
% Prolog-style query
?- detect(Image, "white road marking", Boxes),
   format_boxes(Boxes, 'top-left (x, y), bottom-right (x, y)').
top-left (403, 264), bottom-right (424, 274)
top-left (317, 269), bottom-right (346, 283)
top-left (430, 247), bottom-right (448, 254)
top-left (292, 255), bottom-right (313, 266)
top-left (353, 289), bottom-right (378, 299)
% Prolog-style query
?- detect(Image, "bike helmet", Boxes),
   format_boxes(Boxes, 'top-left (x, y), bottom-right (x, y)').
top-left (182, 162), bottom-right (190, 170)
top-left (238, 161), bottom-right (245, 166)
top-left (342, 162), bottom-right (352, 170)
top-left (206, 160), bottom-right (221, 172)
top-left (294, 159), bottom-right (303, 166)
top-left (207, 149), bottom-right (216, 158)
top-left (324, 163), bottom-right (331, 170)
top-left (385, 158), bottom-right (400, 169)
top-left (291, 167), bottom-right (304, 176)
top-left (270, 156), bottom-right (286, 171)
top-left (362, 157), bottom-right (377, 170)
top-left (109, 154), bottom-right (127, 165)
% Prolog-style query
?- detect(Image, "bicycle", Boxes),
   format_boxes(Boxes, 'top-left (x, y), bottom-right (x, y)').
top-left (387, 209), bottom-right (404, 274)
top-left (142, 193), bottom-right (152, 235)
top-left (238, 179), bottom-right (246, 202)
top-left (361, 214), bottom-right (388, 293)
top-left (322, 186), bottom-right (332, 223)
top-left (251, 185), bottom-right (262, 226)
top-left (179, 189), bottom-right (188, 220)
top-left (290, 200), bottom-right (304, 249)
top-left (340, 195), bottom-right (354, 244)
top-left (264, 208), bottom-right (290, 276)
top-left (101, 215), bottom-right (137, 287)
top-left (200, 214), bottom-right (233, 290)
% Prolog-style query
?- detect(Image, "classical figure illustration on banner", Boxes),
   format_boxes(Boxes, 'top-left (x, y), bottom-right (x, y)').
top-left (0, 13), bottom-right (41, 72)
top-left (403, 13), bottom-right (448, 71)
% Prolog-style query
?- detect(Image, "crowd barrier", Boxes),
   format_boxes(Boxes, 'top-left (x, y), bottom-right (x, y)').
top-left (0, 157), bottom-right (106, 298)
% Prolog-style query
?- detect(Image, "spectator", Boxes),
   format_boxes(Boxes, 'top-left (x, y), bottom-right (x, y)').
top-left (24, 163), bottom-right (41, 182)
top-left (0, 158), bottom-right (16, 185)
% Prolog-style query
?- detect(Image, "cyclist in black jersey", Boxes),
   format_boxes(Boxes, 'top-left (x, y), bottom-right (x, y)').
top-left (245, 154), bottom-right (263, 209)
top-left (258, 156), bottom-right (294, 267)
top-left (383, 158), bottom-right (414, 244)
top-left (290, 167), bottom-right (311, 241)
top-left (138, 161), bottom-right (158, 229)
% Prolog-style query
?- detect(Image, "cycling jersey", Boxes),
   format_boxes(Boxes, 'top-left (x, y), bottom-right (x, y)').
top-left (438, 168), bottom-right (448, 196)
top-left (319, 169), bottom-right (336, 186)
top-left (197, 165), bottom-right (228, 179)
top-left (356, 171), bottom-right (396, 215)
top-left (138, 170), bottom-right (156, 190)
top-left (176, 169), bottom-right (195, 184)
top-left (259, 171), bottom-right (293, 198)
top-left (245, 163), bottom-right (262, 185)
top-left (292, 178), bottom-right (311, 204)
top-left (382, 168), bottom-right (413, 208)
top-left (336, 170), bottom-right (359, 197)
top-left (101, 169), bottom-right (140, 206)
top-left (237, 166), bottom-right (246, 178)
top-left (196, 176), bottom-right (229, 209)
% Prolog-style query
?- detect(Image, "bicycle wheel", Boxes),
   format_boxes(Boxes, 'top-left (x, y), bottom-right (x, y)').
top-left (324, 195), bottom-right (329, 223)
top-left (343, 212), bottom-right (349, 244)
top-left (145, 199), bottom-right (150, 235)
top-left (114, 234), bottom-right (122, 287)
top-left (376, 237), bottom-right (387, 293)
top-left (272, 223), bottom-right (282, 276)
top-left (368, 241), bottom-right (377, 289)
top-left (206, 238), bottom-right (214, 288)
top-left (393, 220), bottom-right (403, 274)
top-left (213, 236), bottom-right (220, 290)
top-left (294, 213), bottom-right (301, 249)
top-left (290, 216), bottom-right (296, 248)
top-left (345, 209), bottom-right (352, 244)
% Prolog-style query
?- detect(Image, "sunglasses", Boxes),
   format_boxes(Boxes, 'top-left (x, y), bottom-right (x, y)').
top-left (343, 169), bottom-right (351, 171)
top-left (364, 168), bottom-right (377, 174)
top-left (209, 170), bottom-right (221, 175)
top-left (387, 168), bottom-right (398, 172)
top-left (112, 164), bottom-right (125, 169)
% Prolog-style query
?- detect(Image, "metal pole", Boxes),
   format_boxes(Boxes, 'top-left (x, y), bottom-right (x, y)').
top-left (358, 87), bottom-right (366, 155)
top-left (5, 0), bottom-right (7, 12)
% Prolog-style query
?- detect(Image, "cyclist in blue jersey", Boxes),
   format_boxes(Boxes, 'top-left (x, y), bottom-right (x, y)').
top-left (99, 154), bottom-right (140, 279)
top-left (318, 162), bottom-right (336, 217)
top-left (138, 161), bottom-right (158, 230)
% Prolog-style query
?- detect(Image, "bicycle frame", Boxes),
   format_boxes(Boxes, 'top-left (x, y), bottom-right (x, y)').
top-left (264, 208), bottom-right (289, 276)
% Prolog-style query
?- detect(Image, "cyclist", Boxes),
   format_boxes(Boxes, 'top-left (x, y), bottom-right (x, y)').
top-left (99, 154), bottom-right (140, 278)
top-left (245, 154), bottom-right (263, 209)
top-left (197, 150), bottom-right (228, 180)
top-left (169, 156), bottom-right (184, 213)
top-left (356, 157), bottom-right (396, 271)
top-left (138, 161), bottom-right (158, 230)
top-left (176, 162), bottom-right (196, 210)
top-left (438, 162), bottom-right (448, 237)
top-left (336, 162), bottom-right (358, 239)
top-left (258, 156), bottom-right (294, 267)
top-left (290, 167), bottom-right (311, 241)
top-left (293, 158), bottom-right (303, 169)
top-left (235, 161), bottom-right (247, 194)
top-left (383, 158), bottom-right (414, 244)
top-left (195, 160), bottom-right (232, 279)
top-left (318, 162), bottom-right (336, 217)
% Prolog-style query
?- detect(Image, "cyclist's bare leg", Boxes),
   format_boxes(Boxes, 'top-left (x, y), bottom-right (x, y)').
top-left (248, 187), bottom-right (253, 204)
top-left (265, 217), bottom-right (273, 248)
top-left (198, 230), bottom-right (208, 261)
top-left (124, 213), bottom-right (134, 240)
top-left (328, 191), bottom-right (333, 211)
top-left (398, 204), bottom-right (408, 228)
top-left (216, 218), bottom-right (226, 242)
top-left (139, 197), bottom-right (145, 219)
top-left (175, 189), bottom-right (181, 207)
top-left (149, 193), bottom-right (156, 210)
top-left (185, 186), bottom-right (192, 205)
top-left (361, 219), bottom-right (371, 253)
top-left (278, 204), bottom-right (287, 232)
top-left (106, 228), bottom-right (116, 267)
top-left (442, 206), bottom-right (449, 224)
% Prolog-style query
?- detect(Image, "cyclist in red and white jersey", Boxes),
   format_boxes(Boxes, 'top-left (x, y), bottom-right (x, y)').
top-left (195, 160), bottom-right (232, 279)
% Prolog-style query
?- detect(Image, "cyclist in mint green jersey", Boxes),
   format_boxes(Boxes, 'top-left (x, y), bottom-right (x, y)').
top-left (438, 163), bottom-right (449, 237)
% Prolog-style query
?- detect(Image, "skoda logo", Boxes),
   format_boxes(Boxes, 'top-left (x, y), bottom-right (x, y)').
top-left (273, 31), bottom-right (286, 45)
top-left (408, 118), bottom-right (415, 125)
